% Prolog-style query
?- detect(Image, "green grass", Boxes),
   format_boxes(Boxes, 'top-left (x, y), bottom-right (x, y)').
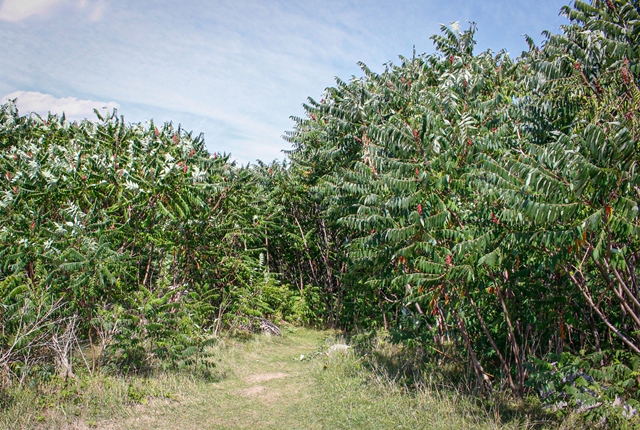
top-left (1, 328), bottom-right (578, 429)
top-left (0, 369), bottom-right (187, 429)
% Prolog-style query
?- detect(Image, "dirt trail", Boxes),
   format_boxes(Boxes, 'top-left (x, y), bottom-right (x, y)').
top-left (90, 329), bottom-right (516, 430)
top-left (105, 329), bottom-right (327, 430)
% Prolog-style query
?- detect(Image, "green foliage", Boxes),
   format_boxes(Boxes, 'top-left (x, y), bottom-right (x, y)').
top-left (0, 102), bottom-right (285, 379)
top-left (528, 350), bottom-right (640, 427)
top-left (282, 0), bottom-right (640, 421)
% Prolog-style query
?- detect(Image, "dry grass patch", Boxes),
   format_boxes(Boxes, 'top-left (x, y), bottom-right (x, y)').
top-left (244, 372), bottom-right (288, 384)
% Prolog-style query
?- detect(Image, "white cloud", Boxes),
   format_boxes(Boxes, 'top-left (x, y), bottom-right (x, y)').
top-left (0, 0), bottom-right (105, 22)
top-left (0, 0), bottom-right (569, 164)
top-left (0, 0), bottom-right (63, 21)
top-left (3, 91), bottom-right (119, 121)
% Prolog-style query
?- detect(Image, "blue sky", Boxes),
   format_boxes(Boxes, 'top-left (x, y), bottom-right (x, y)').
top-left (0, 0), bottom-right (569, 164)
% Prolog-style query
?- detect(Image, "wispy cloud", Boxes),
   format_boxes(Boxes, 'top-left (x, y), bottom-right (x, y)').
top-left (0, 0), bottom-right (62, 21)
top-left (3, 91), bottom-right (119, 121)
top-left (0, 0), bottom-right (568, 164)
top-left (0, 0), bottom-right (105, 22)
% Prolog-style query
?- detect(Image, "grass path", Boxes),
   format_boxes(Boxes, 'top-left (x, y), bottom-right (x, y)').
top-left (95, 329), bottom-right (533, 430)
top-left (101, 329), bottom-right (330, 429)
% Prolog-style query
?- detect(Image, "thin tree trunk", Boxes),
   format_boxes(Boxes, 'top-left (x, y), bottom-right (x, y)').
top-left (567, 268), bottom-right (640, 353)
top-left (468, 295), bottom-right (515, 393)
top-left (594, 259), bottom-right (640, 330)
top-left (612, 264), bottom-right (640, 312)
top-left (292, 214), bottom-right (319, 284)
top-left (378, 292), bottom-right (388, 331)
top-left (142, 243), bottom-right (155, 288)
top-left (491, 273), bottom-right (525, 396)
top-left (455, 311), bottom-right (492, 393)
